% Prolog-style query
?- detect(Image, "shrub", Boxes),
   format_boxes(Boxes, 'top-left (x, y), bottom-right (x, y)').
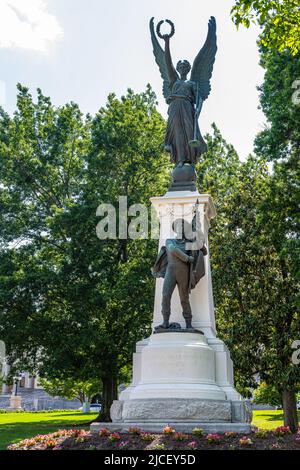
top-left (108, 432), bottom-right (121, 442)
top-left (273, 426), bottom-right (291, 437)
top-left (44, 439), bottom-right (57, 449)
top-left (254, 429), bottom-right (268, 439)
top-left (118, 440), bottom-right (130, 449)
top-left (271, 443), bottom-right (281, 449)
top-left (186, 441), bottom-right (197, 450)
top-left (239, 436), bottom-right (253, 446)
top-left (20, 438), bottom-right (36, 448)
top-left (7, 429), bottom-right (89, 450)
top-left (75, 436), bottom-right (88, 443)
top-left (99, 428), bottom-right (110, 437)
top-left (140, 433), bottom-right (155, 442)
top-left (163, 426), bottom-right (175, 435)
top-left (206, 433), bottom-right (221, 444)
top-left (153, 443), bottom-right (165, 450)
top-left (225, 431), bottom-right (237, 438)
top-left (128, 427), bottom-right (142, 435)
top-left (192, 427), bottom-right (204, 437)
top-left (173, 432), bottom-right (187, 441)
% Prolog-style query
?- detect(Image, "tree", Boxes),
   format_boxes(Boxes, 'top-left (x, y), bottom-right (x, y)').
top-left (0, 84), bottom-right (169, 421)
top-left (253, 48), bottom-right (300, 431)
top-left (39, 378), bottom-right (101, 404)
top-left (255, 50), bottom-right (300, 161)
top-left (253, 382), bottom-right (282, 407)
top-left (228, 13), bottom-right (300, 430)
top-left (201, 125), bottom-right (299, 432)
top-left (231, 0), bottom-right (300, 55)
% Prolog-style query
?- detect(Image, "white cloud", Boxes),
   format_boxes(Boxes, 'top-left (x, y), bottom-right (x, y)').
top-left (0, 0), bottom-right (63, 52)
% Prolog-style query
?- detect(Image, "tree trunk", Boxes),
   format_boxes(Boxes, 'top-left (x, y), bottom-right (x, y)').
top-left (282, 389), bottom-right (298, 433)
top-left (95, 375), bottom-right (118, 422)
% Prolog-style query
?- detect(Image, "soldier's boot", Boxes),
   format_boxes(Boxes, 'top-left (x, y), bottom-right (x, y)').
top-left (162, 313), bottom-right (170, 329)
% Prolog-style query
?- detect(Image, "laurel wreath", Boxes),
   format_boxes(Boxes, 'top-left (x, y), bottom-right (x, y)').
top-left (156, 19), bottom-right (175, 39)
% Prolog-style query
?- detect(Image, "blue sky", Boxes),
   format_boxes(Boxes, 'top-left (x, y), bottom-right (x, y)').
top-left (0, 0), bottom-right (266, 160)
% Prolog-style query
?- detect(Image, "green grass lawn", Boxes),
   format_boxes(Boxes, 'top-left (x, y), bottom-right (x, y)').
top-left (0, 411), bottom-right (98, 450)
top-left (252, 410), bottom-right (300, 430)
top-left (0, 409), bottom-right (299, 450)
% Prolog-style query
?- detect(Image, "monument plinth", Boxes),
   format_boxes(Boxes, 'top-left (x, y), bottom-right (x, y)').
top-left (91, 191), bottom-right (252, 433)
top-left (9, 395), bottom-right (22, 410)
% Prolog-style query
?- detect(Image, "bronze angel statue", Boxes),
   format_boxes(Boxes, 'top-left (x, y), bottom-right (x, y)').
top-left (149, 17), bottom-right (217, 167)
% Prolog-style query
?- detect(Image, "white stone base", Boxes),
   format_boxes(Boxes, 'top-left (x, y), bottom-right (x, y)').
top-left (110, 191), bottom-right (249, 432)
top-left (91, 421), bottom-right (253, 435)
top-left (120, 398), bottom-right (232, 422)
top-left (120, 332), bottom-right (240, 402)
top-left (9, 395), bottom-right (22, 410)
top-left (106, 333), bottom-right (251, 433)
top-left (125, 333), bottom-right (226, 401)
top-left (110, 398), bottom-right (252, 424)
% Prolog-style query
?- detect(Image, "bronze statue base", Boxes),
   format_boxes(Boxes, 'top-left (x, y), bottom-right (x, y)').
top-left (169, 163), bottom-right (197, 192)
top-left (154, 323), bottom-right (204, 335)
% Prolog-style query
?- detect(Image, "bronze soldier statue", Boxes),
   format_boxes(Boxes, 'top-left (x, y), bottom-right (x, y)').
top-left (152, 213), bottom-right (207, 332)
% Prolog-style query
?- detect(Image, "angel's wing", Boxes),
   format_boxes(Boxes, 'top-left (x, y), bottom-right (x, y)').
top-left (149, 17), bottom-right (174, 103)
top-left (191, 16), bottom-right (217, 101)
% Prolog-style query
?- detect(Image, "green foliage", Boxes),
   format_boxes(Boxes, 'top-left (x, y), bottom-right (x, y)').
top-left (199, 49), bottom-right (300, 431)
top-left (38, 378), bottom-right (102, 404)
top-left (254, 51), bottom-right (300, 422)
top-left (231, 0), bottom-right (300, 55)
top-left (198, 124), bottom-right (299, 410)
top-left (0, 84), bottom-right (169, 418)
top-left (256, 50), bottom-right (300, 161)
top-left (253, 382), bottom-right (282, 406)
top-left (197, 128), bottom-right (268, 393)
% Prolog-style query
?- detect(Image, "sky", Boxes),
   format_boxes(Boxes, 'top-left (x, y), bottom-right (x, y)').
top-left (0, 0), bottom-right (266, 160)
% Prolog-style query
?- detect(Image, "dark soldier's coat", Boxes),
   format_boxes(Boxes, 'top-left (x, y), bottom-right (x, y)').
top-left (151, 243), bottom-right (207, 290)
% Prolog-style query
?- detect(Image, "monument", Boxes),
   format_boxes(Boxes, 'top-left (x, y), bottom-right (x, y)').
top-left (91, 16), bottom-right (252, 433)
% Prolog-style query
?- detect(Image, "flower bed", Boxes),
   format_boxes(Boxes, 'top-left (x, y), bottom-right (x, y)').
top-left (7, 426), bottom-right (300, 451)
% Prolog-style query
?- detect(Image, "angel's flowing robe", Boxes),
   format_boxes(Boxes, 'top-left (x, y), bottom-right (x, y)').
top-left (165, 80), bottom-right (207, 165)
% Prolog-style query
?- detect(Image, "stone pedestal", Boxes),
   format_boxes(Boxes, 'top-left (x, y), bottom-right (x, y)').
top-left (24, 373), bottom-right (35, 389)
top-left (82, 401), bottom-right (91, 413)
top-left (91, 190), bottom-right (252, 434)
top-left (10, 395), bottom-right (22, 410)
top-left (1, 362), bottom-right (10, 394)
top-left (151, 191), bottom-right (217, 337)
top-left (128, 333), bottom-right (226, 401)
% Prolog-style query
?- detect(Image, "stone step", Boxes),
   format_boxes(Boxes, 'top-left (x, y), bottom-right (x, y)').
top-left (0, 388), bottom-right (80, 410)
top-left (91, 422), bottom-right (254, 434)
